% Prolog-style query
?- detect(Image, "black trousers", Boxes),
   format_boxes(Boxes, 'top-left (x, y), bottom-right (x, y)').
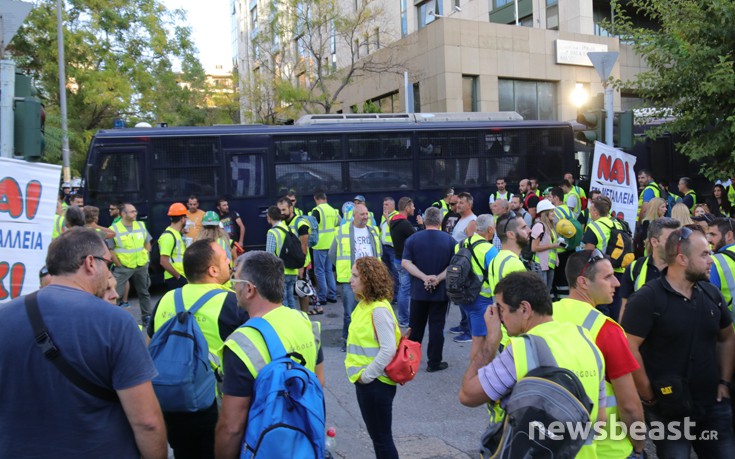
top-left (355, 380), bottom-right (398, 459)
top-left (164, 275), bottom-right (188, 292)
top-left (408, 299), bottom-right (449, 366)
top-left (164, 399), bottom-right (218, 459)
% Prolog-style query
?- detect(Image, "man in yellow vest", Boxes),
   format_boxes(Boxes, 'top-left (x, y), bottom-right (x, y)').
top-left (159, 202), bottom-right (188, 292)
top-left (583, 196), bottom-right (625, 321)
top-left (286, 191), bottom-right (304, 217)
top-left (488, 213), bottom-right (529, 296)
top-left (311, 192), bottom-right (340, 306)
top-left (459, 272), bottom-right (606, 459)
top-left (330, 203), bottom-right (382, 350)
top-left (620, 217), bottom-right (679, 318)
top-left (677, 177), bottom-right (698, 213)
top-left (380, 196), bottom-right (400, 299)
top-left (52, 200), bottom-right (65, 239)
top-left (265, 205), bottom-right (299, 310)
top-left (556, 250), bottom-right (645, 458)
top-left (110, 203), bottom-right (153, 322)
top-left (707, 217), bottom-right (735, 307)
top-left (342, 195), bottom-right (377, 226)
top-left (277, 196), bottom-right (312, 313)
top-left (148, 239), bottom-right (248, 459)
top-left (636, 169), bottom-right (661, 222)
top-left (564, 172), bottom-right (588, 204)
top-left (215, 251), bottom-right (324, 458)
top-left (431, 187), bottom-right (454, 221)
top-left (561, 179), bottom-right (582, 217)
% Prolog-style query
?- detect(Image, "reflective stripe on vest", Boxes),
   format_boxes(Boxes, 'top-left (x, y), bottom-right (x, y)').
top-left (112, 221), bottom-right (149, 267)
top-left (713, 252), bottom-right (735, 306)
top-left (268, 222), bottom-right (298, 275)
top-left (458, 235), bottom-right (493, 297)
top-left (344, 299), bottom-right (400, 385)
top-left (532, 223), bottom-right (559, 268)
top-left (52, 214), bottom-right (65, 239)
top-left (685, 190), bottom-right (698, 212)
top-left (630, 258), bottom-right (649, 292)
top-left (638, 182), bottom-right (661, 207)
top-left (314, 203), bottom-right (339, 250)
top-left (380, 211), bottom-right (399, 246)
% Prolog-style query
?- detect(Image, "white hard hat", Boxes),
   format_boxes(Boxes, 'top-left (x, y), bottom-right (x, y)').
top-left (295, 279), bottom-right (315, 298)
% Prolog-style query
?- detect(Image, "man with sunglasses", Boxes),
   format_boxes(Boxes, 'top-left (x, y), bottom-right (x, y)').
top-left (620, 218), bottom-right (680, 319)
top-left (0, 228), bottom-right (167, 458)
top-left (556, 250), bottom-right (645, 459)
top-left (622, 226), bottom-right (735, 457)
top-left (148, 239), bottom-right (248, 459)
top-left (707, 217), bottom-right (735, 307)
top-left (487, 213), bottom-right (531, 305)
top-left (441, 194), bottom-right (460, 235)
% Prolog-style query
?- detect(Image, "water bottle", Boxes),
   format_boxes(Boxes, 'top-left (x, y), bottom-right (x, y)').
top-left (325, 427), bottom-right (336, 458)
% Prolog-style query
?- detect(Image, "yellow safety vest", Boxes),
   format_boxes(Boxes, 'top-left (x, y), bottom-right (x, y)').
top-left (294, 207), bottom-right (304, 217)
top-left (159, 226), bottom-right (185, 280)
top-left (333, 223), bottom-right (382, 283)
top-left (553, 298), bottom-right (633, 458)
top-left (344, 299), bottom-right (400, 385)
top-left (637, 182), bottom-right (661, 208)
top-left (456, 234), bottom-right (493, 298)
top-left (153, 284), bottom-right (231, 372)
top-left (313, 203), bottom-right (340, 250)
top-left (684, 190), bottom-right (697, 212)
top-left (222, 307), bottom-right (321, 379)
top-left (574, 184), bottom-right (587, 199)
top-left (487, 250), bottom-right (526, 295)
top-left (712, 246), bottom-right (735, 308)
top-left (511, 321), bottom-right (604, 459)
top-left (268, 221), bottom-right (299, 276)
top-left (111, 221), bottom-right (149, 268)
top-left (432, 200), bottom-right (450, 221)
top-left (288, 215), bottom-right (311, 267)
top-left (380, 211), bottom-right (399, 246)
top-left (565, 188), bottom-right (582, 215)
top-left (554, 204), bottom-right (574, 223)
top-left (532, 222), bottom-right (559, 269)
top-left (587, 216), bottom-right (625, 273)
top-left (627, 257), bottom-right (651, 293)
top-left (52, 214), bottom-right (65, 239)
top-left (344, 209), bottom-right (376, 227)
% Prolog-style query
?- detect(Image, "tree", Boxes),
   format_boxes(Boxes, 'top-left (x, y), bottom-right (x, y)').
top-left (612, 0), bottom-right (735, 178)
top-left (8, 0), bottom-right (207, 170)
top-left (246, 0), bottom-right (405, 119)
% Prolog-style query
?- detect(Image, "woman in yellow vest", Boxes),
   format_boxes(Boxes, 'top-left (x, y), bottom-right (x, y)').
top-left (530, 200), bottom-right (560, 291)
top-left (197, 211), bottom-right (236, 264)
top-left (344, 257), bottom-right (401, 459)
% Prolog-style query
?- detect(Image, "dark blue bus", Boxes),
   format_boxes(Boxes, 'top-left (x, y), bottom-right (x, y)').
top-left (84, 113), bottom-right (576, 249)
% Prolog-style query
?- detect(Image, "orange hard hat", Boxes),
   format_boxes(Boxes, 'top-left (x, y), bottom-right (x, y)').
top-left (167, 202), bottom-right (187, 216)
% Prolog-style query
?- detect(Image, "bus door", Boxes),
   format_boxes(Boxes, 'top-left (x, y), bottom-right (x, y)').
top-left (86, 145), bottom-right (148, 227)
top-left (225, 146), bottom-right (268, 250)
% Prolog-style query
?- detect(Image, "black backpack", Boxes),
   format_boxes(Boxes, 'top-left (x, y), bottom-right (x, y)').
top-left (480, 334), bottom-right (594, 459)
top-left (593, 219), bottom-right (635, 269)
top-left (275, 226), bottom-right (306, 269)
top-left (446, 238), bottom-right (490, 305)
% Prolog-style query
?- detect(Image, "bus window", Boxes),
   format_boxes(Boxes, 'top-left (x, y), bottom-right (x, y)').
top-left (274, 135), bottom-right (342, 161)
top-left (349, 160), bottom-right (413, 191)
top-left (347, 133), bottom-right (411, 159)
top-left (88, 150), bottom-right (142, 202)
top-left (230, 154), bottom-right (266, 197)
top-left (483, 127), bottom-right (568, 184)
top-left (417, 131), bottom-right (481, 187)
top-left (150, 137), bottom-right (220, 199)
top-left (275, 163), bottom-right (343, 195)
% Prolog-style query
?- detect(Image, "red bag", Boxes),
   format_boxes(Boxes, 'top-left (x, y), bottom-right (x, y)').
top-left (384, 336), bottom-right (422, 385)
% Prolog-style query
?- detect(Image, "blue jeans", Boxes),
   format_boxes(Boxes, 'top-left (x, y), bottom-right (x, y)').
top-left (382, 245), bottom-right (399, 298)
top-left (283, 275), bottom-right (297, 309)
top-left (355, 380), bottom-right (398, 459)
top-left (645, 399), bottom-right (735, 458)
top-left (313, 249), bottom-right (337, 303)
top-left (341, 283), bottom-right (357, 340)
top-left (460, 295), bottom-right (493, 337)
top-left (393, 259), bottom-right (410, 328)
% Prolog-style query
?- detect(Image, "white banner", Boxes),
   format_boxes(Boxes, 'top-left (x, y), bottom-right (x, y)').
top-left (0, 158), bottom-right (62, 302)
top-left (589, 142), bottom-right (638, 235)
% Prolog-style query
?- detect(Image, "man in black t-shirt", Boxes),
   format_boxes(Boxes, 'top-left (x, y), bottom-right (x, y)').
top-left (622, 226), bottom-right (735, 457)
top-left (441, 195), bottom-right (460, 235)
top-left (216, 198), bottom-right (246, 249)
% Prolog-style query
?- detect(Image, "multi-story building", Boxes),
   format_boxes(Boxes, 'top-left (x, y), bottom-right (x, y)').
top-left (232, 0), bottom-right (647, 122)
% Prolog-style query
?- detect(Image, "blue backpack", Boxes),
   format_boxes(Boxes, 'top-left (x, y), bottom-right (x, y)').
top-left (296, 214), bottom-right (319, 248)
top-left (240, 317), bottom-right (325, 459)
top-left (148, 288), bottom-right (225, 412)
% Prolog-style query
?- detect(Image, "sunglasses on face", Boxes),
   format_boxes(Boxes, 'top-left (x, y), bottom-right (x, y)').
top-left (85, 255), bottom-right (114, 270)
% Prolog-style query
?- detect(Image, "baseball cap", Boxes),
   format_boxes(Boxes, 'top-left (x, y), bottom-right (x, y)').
top-left (353, 195), bottom-right (366, 202)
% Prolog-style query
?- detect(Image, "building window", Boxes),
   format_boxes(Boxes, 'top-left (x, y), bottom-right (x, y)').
top-left (355, 39), bottom-right (360, 59)
top-left (250, 5), bottom-right (258, 35)
top-left (462, 75), bottom-right (478, 112)
top-left (371, 91), bottom-right (400, 113)
top-left (546, 0), bottom-right (559, 30)
top-left (374, 28), bottom-right (380, 49)
top-left (413, 83), bottom-right (421, 113)
top-left (400, 0), bottom-right (408, 37)
top-left (494, 0), bottom-right (513, 7)
top-left (498, 79), bottom-right (557, 120)
top-left (417, 0), bottom-right (441, 30)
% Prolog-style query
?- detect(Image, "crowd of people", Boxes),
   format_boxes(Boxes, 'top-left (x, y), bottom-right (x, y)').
top-left (4, 169), bottom-right (735, 458)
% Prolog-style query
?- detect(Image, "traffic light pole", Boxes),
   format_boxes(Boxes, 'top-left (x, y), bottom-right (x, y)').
top-left (604, 85), bottom-right (614, 147)
top-left (57, 0), bottom-right (71, 182)
top-left (0, 59), bottom-right (14, 158)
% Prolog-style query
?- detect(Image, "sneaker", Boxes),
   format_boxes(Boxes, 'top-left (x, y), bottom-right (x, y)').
top-left (326, 298), bottom-right (338, 304)
top-left (340, 343), bottom-right (346, 352)
top-left (453, 332), bottom-right (472, 343)
top-left (448, 325), bottom-right (466, 335)
top-left (118, 301), bottom-right (130, 308)
top-left (427, 362), bottom-right (449, 373)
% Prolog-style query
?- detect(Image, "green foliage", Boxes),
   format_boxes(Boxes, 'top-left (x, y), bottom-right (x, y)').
top-left (611, 0), bottom-right (735, 179)
top-left (8, 0), bottom-right (209, 170)
top-left (363, 100), bottom-right (381, 113)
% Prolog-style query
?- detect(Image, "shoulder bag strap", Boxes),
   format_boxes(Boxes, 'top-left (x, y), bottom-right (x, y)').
top-left (245, 317), bottom-right (289, 361)
top-left (469, 239), bottom-right (490, 281)
top-left (24, 292), bottom-right (118, 402)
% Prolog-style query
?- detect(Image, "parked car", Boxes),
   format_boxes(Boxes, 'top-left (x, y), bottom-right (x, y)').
top-left (351, 171), bottom-right (409, 189)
